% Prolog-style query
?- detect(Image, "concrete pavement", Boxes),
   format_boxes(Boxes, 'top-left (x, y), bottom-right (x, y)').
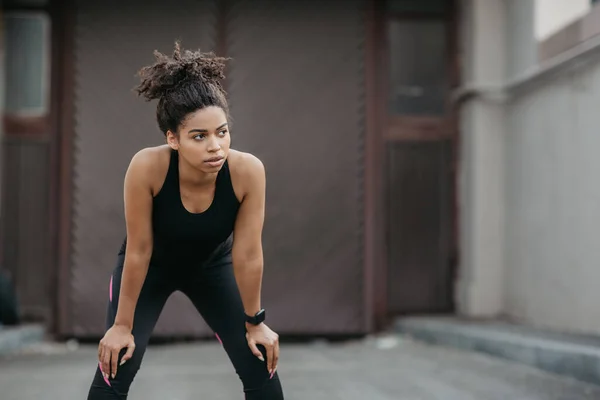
top-left (1, 334), bottom-right (599, 399)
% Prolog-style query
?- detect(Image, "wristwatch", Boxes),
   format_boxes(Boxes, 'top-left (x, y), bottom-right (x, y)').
top-left (245, 309), bottom-right (266, 325)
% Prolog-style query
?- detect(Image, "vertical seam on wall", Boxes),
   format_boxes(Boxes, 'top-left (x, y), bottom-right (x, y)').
top-left (70, 0), bottom-right (82, 336)
top-left (357, 0), bottom-right (368, 332)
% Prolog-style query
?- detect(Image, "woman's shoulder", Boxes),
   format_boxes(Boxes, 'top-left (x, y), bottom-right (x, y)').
top-left (131, 143), bottom-right (169, 160)
top-left (227, 149), bottom-right (264, 178)
top-left (227, 149), bottom-right (265, 198)
top-left (127, 144), bottom-right (172, 196)
top-left (128, 145), bottom-right (170, 173)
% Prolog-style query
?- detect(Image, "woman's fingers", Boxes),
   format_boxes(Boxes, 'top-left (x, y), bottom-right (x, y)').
top-left (266, 342), bottom-right (275, 374)
top-left (101, 345), bottom-right (111, 380)
top-left (272, 341), bottom-right (280, 377)
top-left (110, 347), bottom-right (120, 379)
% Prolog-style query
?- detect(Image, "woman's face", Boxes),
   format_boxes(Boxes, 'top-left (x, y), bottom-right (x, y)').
top-left (167, 106), bottom-right (231, 173)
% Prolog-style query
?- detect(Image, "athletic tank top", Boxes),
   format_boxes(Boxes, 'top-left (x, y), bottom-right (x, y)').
top-left (119, 149), bottom-right (241, 267)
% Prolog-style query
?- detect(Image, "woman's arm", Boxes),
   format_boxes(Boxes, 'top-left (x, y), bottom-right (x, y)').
top-left (232, 153), bottom-right (266, 318)
top-left (98, 148), bottom-right (155, 379)
top-left (231, 153), bottom-right (279, 376)
top-left (114, 149), bottom-right (155, 329)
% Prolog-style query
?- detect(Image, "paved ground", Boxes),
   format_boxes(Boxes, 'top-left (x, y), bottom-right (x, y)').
top-left (1, 334), bottom-right (599, 399)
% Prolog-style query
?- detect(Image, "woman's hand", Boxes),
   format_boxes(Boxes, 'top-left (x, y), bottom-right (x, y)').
top-left (245, 322), bottom-right (279, 377)
top-left (98, 324), bottom-right (136, 380)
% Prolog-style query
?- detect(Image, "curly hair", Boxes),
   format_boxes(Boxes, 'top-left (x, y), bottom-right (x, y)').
top-left (134, 41), bottom-right (231, 136)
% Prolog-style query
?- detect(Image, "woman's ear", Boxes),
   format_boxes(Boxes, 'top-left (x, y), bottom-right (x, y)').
top-left (166, 130), bottom-right (179, 150)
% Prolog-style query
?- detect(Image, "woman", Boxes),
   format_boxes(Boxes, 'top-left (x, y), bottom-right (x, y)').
top-left (87, 42), bottom-right (284, 399)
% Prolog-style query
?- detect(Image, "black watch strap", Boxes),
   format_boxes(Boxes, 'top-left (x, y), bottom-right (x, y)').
top-left (245, 309), bottom-right (266, 325)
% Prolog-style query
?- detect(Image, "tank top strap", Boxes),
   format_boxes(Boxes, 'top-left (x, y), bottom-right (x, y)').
top-left (215, 159), bottom-right (239, 204)
top-left (154, 149), bottom-right (179, 198)
top-left (166, 149), bottom-right (180, 185)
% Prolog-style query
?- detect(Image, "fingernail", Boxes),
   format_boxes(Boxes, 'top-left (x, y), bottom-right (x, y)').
top-left (258, 356), bottom-right (264, 362)
top-left (120, 359), bottom-right (126, 366)
top-left (270, 371), bottom-right (274, 379)
top-left (111, 373), bottom-right (115, 379)
top-left (103, 372), bottom-right (108, 380)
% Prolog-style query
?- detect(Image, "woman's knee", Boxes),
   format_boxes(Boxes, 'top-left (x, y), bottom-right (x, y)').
top-left (227, 347), bottom-right (282, 398)
top-left (89, 351), bottom-right (143, 399)
top-left (242, 372), bottom-right (284, 400)
top-left (88, 365), bottom-right (132, 399)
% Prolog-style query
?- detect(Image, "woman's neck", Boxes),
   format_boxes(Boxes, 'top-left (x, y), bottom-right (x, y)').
top-left (178, 158), bottom-right (218, 188)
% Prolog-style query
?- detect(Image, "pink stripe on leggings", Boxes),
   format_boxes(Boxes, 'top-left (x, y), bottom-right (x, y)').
top-left (109, 276), bottom-right (113, 302)
top-left (215, 333), bottom-right (223, 345)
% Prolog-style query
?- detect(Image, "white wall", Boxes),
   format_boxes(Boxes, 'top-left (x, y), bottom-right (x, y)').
top-left (460, 0), bottom-right (600, 335)
top-left (534, 0), bottom-right (590, 40)
top-left (504, 61), bottom-right (600, 335)
top-left (505, 0), bottom-right (600, 335)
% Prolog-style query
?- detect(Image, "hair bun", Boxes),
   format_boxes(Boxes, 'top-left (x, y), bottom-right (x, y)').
top-left (135, 41), bottom-right (230, 101)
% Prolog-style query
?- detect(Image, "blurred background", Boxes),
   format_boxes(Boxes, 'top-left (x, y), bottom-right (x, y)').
top-left (2, 0), bottom-right (600, 398)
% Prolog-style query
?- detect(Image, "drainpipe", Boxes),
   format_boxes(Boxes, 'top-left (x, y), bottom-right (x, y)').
top-left (455, 0), bottom-right (537, 318)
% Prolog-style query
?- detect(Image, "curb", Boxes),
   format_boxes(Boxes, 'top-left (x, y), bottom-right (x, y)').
top-left (0, 324), bottom-right (46, 357)
top-left (395, 317), bottom-right (600, 386)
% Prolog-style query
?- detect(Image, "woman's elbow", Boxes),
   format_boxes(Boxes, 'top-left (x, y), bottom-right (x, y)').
top-left (125, 240), bottom-right (153, 262)
top-left (233, 250), bottom-right (263, 269)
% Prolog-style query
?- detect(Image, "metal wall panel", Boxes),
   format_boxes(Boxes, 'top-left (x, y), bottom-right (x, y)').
top-left (71, 0), bottom-right (218, 336)
top-left (71, 0), bottom-right (367, 336)
top-left (226, 0), bottom-right (366, 333)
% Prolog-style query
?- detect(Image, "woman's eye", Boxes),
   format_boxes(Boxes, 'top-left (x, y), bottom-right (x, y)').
top-left (193, 134), bottom-right (205, 140)
top-left (219, 130), bottom-right (228, 136)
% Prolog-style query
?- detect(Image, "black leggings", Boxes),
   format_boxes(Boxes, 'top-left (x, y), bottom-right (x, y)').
top-left (87, 241), bottom-right (284, 399)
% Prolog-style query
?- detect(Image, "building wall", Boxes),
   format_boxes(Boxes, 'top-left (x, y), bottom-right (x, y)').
top-left (504, 1), bottom-right (600, 335)
top-left (504, 53), bottom-right (600, 335)
top-left (459, 0), bottom-right (600, 335)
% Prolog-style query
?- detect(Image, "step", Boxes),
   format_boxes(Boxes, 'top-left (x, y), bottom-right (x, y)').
top-left (395, 316), bottom-right (600, 386)
top-left (0, 324), bottom-right (46, 357)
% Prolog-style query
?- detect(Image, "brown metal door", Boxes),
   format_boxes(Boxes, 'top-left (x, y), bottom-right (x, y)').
top-left (1, 5), bottom-right (55, 324)
top-left (383, 0), bottom-right (457, 315)
top-left (64, 0), bottom-right (368, 337)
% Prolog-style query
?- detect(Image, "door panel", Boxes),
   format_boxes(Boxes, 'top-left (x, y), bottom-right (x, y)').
top-left (386, 141), bottom-right (453, 314)
top-left (383, 0), bottom-right (456, 316)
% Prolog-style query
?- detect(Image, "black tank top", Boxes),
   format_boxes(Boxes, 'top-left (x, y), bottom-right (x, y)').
top-left (120, 149), bottom-right (241, 267)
